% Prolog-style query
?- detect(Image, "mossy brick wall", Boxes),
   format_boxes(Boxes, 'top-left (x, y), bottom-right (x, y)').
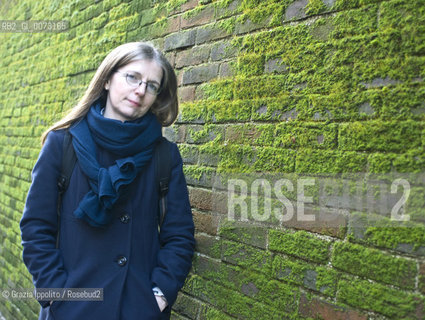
top-left (0, 0), bottom-right (424, 319)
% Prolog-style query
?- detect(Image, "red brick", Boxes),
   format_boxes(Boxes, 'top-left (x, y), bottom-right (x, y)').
top-left (176, 69), bottom-right (183, 86)
top-left (182, 0), bottom-right (199, 10)
top-left (193, 210), bottom-right (219, 235)
top-left (211, 190), bottom-right (228, 216)
top-left (189, 187), bottom-right (213, 211)
top-left (178, 85), bottom-right (196, 102)
top-left (166, 15), bottom-right (181, 33)
top-left (219, 62), bottom-right (234, 78)
top-left (164, 125), bottom-right (186, 143)
top-left (175, 125), bottom-right (187, 143)
top-left (182, 63), bottom-right (219, 85)
top-left (181, 5), bottom-right (215, 29)
top-left (299, 294), bottom-right (367, 320)
top-left (195, 233), bottom-right (220, 258)
top-left (164, 51), bottom-right (176, 68)
top-left (173, 293), bottom-right (201, 319)
top-left (225, 125), bottom-right (260, 142)
top-left (175, 46), bottom-right (210, 69)
top-left (282, 206), bottom-right (347, 238)
top-left (170, 0), bottom-right (199, 14)
top-left (196, 23), bottom-right (229, 44)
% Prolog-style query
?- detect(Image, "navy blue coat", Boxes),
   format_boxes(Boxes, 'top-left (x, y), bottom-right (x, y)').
top-left (20, 129), bottom-right (195, 320)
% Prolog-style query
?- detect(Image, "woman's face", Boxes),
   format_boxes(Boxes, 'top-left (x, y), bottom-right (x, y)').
top-left (104, 59), bottom-right (163, 122)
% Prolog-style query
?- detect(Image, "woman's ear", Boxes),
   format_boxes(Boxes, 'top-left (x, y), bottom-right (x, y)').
top-left (104, 80), bottom-right (110, 90)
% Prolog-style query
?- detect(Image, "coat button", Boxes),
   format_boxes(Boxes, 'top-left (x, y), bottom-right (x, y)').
top-left (120, 214), bottom-right (130, 224)
top-left (117, 256), bottom-right (127, 266)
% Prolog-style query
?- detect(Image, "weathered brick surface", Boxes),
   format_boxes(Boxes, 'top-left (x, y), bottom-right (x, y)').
top-left (182, 63), bottom-right (220, 85)
top-left (210, 41), bottom-right (238, 61)
top-left (284, 0), bottom-right (308, 21)
top-left (189, 186), bottom-right (213, 211)
top-left (177, 85), bottom-right (196, 102)
top-left (192, 210), bottom-right (219, 235)
top-left (195, 23), bottom-right (230, 44)
top-left (173, 293), bottom-right (201, 319)
top-left (164, 29), bottom-right (196, 51)
top-left (181, 4), bottom-right (215, 29)
top-left (272, 254), bottom-right (339, 297)
top-left (175, 45), bottom-right (210, 68)
top-left (219, 220), bottom-right (267, 249)
top-left (2, 0), bottom-right (425, 319)
top-left (299, 294), bottom-right (367, 320)
top-left (221, 240), bottom-right (273, 274)
top-left (195, 233), bottom-right (220, 259)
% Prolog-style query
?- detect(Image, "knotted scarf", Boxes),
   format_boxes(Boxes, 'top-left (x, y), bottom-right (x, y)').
top-left (69, 101), bottom-right (162, 227)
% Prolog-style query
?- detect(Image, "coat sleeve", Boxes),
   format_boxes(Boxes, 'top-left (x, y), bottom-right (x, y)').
top-left (20, 130), bottom-right (67, 307)
top-left (151, 142), bottom-right (195, 307)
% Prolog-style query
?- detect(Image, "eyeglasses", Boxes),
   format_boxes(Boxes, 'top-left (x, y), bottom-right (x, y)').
top-left (115, 71), bottom-right (161, 95)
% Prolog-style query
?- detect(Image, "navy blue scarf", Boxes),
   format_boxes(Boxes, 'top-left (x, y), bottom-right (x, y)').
top-left (69, 101), bottom-right (162, 227)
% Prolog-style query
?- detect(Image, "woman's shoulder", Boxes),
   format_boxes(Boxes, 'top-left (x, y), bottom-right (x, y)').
top-left (162, 137), bottom-right (180, 156)
top-left (46, 128), bottom-right (67, 140)
top-left (157, 137), bottom-right (183, 169)
top-left (42, 129), bottom-right (68, 151)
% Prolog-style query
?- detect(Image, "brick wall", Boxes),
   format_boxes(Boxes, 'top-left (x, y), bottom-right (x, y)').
top-left (0, 0), bottom-right (424, 319)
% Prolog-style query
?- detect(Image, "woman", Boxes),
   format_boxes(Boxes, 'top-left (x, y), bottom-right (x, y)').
top-left (20, 42), bottom-right (195, 320)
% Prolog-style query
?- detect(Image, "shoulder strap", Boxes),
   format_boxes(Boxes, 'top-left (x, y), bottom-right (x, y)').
top-left (56, 130), bottom-right (77, 248)
top-left (154, 137), bottom-right (172, 229)
top-left (58, 130), bottom-right (77, 193)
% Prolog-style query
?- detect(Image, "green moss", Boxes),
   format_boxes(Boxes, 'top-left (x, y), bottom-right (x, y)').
top-left (296, 149), bottom-right (368, 173)
top-left (108, 2), bottom-right (131, 20)
top-left (236, 54), bottom-right (265, 76)
top-left (338, 120), bottom-right (423, 152)
top-left (272, 254), bottom-right (338, 297)
top-left (315, 267), bottom-right (339, 297)
top-left (194, 257), bottom-right (299, 317)
top-left (269, 229), bottom-right (330, 263)
top-left (185, 274), bottom-right (291, 319)
top-left (392, 148), bottom-right (425, 173)
top-left (337, 276), bottom-right (424, 318)
top-left (349, 211), bottom-right (425, 253)
top-left (148, 0), bottom-right (190, 22)
top-left (187, 124), bottom-right (223, 144)
top-left (219, 220), bottom-right (267, 248)
top-left (332, 241), bottom-right (417, 289)
top-left (242, 145), bottom-right (291, 173)
top-left (366, 225), bottom-right (425, 252)
top-left (253, 147), bottom-right (295, 173)
top-left (367, 153), bottom-right (394, 173)
top-left (221, 240), bottom-right (273, 273)
top-left (198, 80), bottom-right (234, 101)
top-left (182, 3), bottom-right (206, 19)
top-left (305, 0), bottom-right (327, 15)
top-left (203, 307), bottom-right (235, 320)
top-left (275, 122), bottom-right (337, 149)
top-left (183, 164), bottom-right (215, 182)
top-left (233, 75), bottom-right (290, 99)
top-left (332, 0), bottom-right (381, 11)
top-left (198, 141), bottom-right (257, 173)
top-left (329, 5), bottom-right (377, 39)
top-left (216, 17), bottom-right (236, 34)
top-left (238, 0), bottom-right (287, 27)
